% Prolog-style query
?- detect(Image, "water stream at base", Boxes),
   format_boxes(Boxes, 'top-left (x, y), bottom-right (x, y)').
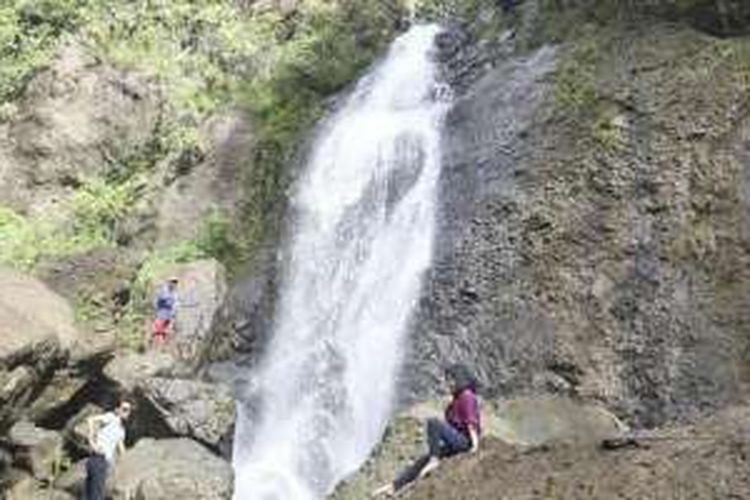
top-left (232, 25), bottom-right (449, 500)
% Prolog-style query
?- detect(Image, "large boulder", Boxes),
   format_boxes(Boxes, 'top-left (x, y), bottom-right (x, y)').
top-left (0, 269), bottom-right (100, 433)
top-left (8, 421), bottom-right (63, 482)
top-left (103, 351), bottom-right (176, 393)
top-left (153, 259), bottom-right (228, 364)
top-left (136, 378), bottom-right (235, 455)
top-left (489, 396), bottom-right (627, 447)
top-left (168, 259), bottom-right (227, 341)
top-left (5, 471), bottom-right (75, 500)
top-left (155, 113), bottom-right (252, 247)
top-left (53, 459), bottom-right (86, 497)
top-left (0, 366), bottom-right (37, 428)
top-left (0, 43), bottom-right (162, 215)
top-left (0, 267), bottom-right (83, 366)
top-left (5, 471), bottom-right (74, 500)
top-left (400, 406), bottom-right (750, 500)
top-left (111, 438), bottom-right (233, 500)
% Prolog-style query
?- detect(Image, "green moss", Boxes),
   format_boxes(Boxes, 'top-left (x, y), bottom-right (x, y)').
top-left (0, 173), bottom-right (146, 270)
top-left (553, 32), bottom-right (600, 113)
top-left (0, 207), bottom-right (48, 269)
top-left (0, 205), bottom-right (105, 270)
top-left (592, 107), bottom-right (626, 152)
top-left (71, 176), bottom-right (143, 244)
top-left (2, 1), bottom-right (405, 278)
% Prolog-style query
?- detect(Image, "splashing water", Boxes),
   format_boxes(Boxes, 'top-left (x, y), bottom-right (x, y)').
top-left (233, 24), bottom-right (449, 500)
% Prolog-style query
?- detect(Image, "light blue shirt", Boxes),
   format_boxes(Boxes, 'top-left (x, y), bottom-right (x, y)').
top-left (95, 412), bottom-right (125, 463)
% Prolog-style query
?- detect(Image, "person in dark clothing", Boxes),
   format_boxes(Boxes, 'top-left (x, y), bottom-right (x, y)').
top-left (84, 398), bottom-right (132, 500)
top-left (373, 364), bottom-right (481, 497)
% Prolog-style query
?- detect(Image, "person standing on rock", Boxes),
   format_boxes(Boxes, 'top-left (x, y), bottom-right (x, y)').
top-left (373, 364), bottom-right (481, 497)
top-left (84, 398), bottom-right (132, 500)
top-left (150, 276), bottom-right (179, 347)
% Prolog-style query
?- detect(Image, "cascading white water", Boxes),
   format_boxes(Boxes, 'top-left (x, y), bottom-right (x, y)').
top-left (233, 25), bottom-right (449, 500)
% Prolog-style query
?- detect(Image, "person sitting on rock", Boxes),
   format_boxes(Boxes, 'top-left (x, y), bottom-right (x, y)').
top-left (150, 276), bottom-right (179, 347)
top-left (85, 398), bottom-right (132, 500)
top-left (373, 364), bottom-right (481, 497)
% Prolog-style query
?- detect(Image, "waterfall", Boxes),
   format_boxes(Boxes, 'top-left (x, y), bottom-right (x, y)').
top-left (232, 24), bottom-right (449, 500)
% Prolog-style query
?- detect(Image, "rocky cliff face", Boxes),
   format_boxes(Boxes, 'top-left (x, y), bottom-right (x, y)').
top-left (404, 1), bottom-right (750, 429)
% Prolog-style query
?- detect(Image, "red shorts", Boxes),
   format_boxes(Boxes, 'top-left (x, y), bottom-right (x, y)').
top-left (152, 318), bottom-right (171, 338)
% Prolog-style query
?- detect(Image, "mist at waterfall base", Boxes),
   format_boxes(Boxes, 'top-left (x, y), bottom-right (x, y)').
top-left (232, 25), bottom-right (449, 500)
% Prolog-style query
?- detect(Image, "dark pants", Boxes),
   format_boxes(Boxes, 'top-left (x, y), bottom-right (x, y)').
top-left (393, 418), bottom-right (470, 491)
top-left (84, 454), bottom-right (108, 500)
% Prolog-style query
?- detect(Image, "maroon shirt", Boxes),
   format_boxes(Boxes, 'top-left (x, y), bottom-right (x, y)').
top-left (445, 388), bottom-right (481, 437)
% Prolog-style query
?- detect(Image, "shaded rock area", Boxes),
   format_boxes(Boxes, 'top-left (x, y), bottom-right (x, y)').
top-left (206, 247), bottom-right (279, 363)
top-left (405, 9), bottom-right (750, 429)
top-left (51, 459), bottom-right (86, 498)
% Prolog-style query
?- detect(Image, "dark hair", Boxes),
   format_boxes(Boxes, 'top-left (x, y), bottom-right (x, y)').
top-left (116, 396), bottom-right (133, 409)
top-left (444, 363), bottom-right (478, 393)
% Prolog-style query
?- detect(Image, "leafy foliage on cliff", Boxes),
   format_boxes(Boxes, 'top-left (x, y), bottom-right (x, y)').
top-left (0, 0), bottom-right (404, 348)
top-left (0, 0), bottom-right (403, 271)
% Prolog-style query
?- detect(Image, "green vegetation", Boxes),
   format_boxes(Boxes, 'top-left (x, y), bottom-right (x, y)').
top-left (71, 176), bottom-right (143, 244)
top-left (0, 204), bottom-right (108, 271)
top-left (0, 1), bottom-right (403, 348)
top-left (0, 0), bottom-right (84, 101)
top-left (0, 207), bottom-right (55, 270)
top-left (0, 173), bottom-right (145, 270)
top-left (592, 110), bottom-right (626, 152)
top-left (553, 37), bottom-right (599, 113)
top-left (236, 1), bottom-right (403, 270)
top-left (0, 0), bottom-right (403, 270)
